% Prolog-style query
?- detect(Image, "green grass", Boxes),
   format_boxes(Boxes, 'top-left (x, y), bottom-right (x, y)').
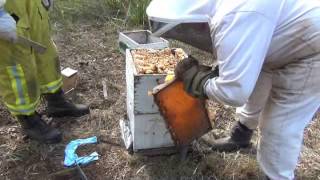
top-left (51, 0), bottom-right (151, 26)
top-left (126, 0), bottom-right (151, 26)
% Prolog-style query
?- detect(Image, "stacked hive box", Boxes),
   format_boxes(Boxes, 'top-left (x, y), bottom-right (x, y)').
top-left (126, 49), bottom-right (176, 152)
top-left (119, 30), bottom-right (176, 153)
top-left (119, 30), bottom-right (169, 55)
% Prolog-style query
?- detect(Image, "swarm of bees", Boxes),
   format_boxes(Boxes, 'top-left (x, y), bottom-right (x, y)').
top-left (131, 48), bottom-right (187, 74)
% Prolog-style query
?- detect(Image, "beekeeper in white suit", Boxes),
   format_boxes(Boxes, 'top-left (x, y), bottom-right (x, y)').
top-left (147, 0), bottom-right (320, 179)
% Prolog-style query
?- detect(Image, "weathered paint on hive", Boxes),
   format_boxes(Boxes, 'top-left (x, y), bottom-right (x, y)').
top-left (126, 49), bottom-right (175, 151)
top-left (132, 114), bottom-right (174, 151)
top-left (133, 75), bottom-right (166, 114)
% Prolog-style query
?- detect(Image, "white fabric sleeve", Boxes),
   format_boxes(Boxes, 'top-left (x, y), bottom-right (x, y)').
top-left (0, 0), bottom-right (5, 9)
top-left (205, 12), bottom-right (276, 107)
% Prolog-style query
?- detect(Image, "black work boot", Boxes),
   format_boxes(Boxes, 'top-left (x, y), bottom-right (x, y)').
top-left (44, 89), bottom-right (89, 117)
top-left (17, 113), bottom-right (62, 144)
top-left (210, 121), bottom-right (253, 152)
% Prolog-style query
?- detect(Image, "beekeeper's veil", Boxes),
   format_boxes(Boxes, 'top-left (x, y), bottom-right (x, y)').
top-left (147, 0), bottom-right (217, 52)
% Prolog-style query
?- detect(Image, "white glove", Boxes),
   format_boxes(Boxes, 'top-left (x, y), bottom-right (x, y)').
top-left (0, 0), bottom-right (5, 9)
top-left (0, 9), bottom-right (17, 43)
top-left (42, 0), bottom-right (53, 10)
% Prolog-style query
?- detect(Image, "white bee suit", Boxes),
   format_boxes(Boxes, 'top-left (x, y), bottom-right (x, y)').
top-left (147, 0), bottom-right (320, 179)
top-left (0, 0), bottom-right (17, 43)
top-left (0, 0), bottom-right (5, 8)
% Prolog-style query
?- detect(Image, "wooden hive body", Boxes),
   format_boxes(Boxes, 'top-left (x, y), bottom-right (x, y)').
top-left (125, 49), bottom-right (175, 152)
top-left (119, 30), bottom-right (169, 55)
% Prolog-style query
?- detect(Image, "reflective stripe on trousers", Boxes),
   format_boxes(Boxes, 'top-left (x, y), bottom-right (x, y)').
top-left (0, 0), bottom-right (62, 115)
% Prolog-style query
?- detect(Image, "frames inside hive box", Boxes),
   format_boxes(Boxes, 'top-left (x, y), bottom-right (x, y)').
top-left (131, 48), bottom-right (187, 75)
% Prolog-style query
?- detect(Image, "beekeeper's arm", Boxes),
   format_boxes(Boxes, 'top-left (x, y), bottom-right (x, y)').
top-left (176, 12), bottom-right (276, 106)
top-left (205, 12), bottom-right (276, 106)
top-left (0, 0), bottom-right (17, 43)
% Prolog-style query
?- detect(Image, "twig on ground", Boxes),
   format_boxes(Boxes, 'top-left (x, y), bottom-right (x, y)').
top-left (136, 164), bottom-right (146, 175)
top-left (193, 163), bottom-right (199, 175)
top-left (49, 167), bottom-right (78, 178)
top-left (102, 79), bottom-right (108, 100)
top-left (76, 163), bottom-right (89, 180)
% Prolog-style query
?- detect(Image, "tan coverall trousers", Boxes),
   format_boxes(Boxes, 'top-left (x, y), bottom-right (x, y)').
top-left (237, 18), bottom-right (320, 180)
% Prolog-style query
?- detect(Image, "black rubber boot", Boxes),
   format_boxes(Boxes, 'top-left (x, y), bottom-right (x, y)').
top-left (44, 89), bottom-right (89, 117)
top-left (17, 113), bottom-right (62, 144)
top-left (210, 121), bottom-right (253, 152)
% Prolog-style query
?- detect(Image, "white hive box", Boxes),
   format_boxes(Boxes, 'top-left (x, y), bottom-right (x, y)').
top-left (125, 49), bottom-right (176, 152)
top-left (119, 30), bottom-right (169, 54)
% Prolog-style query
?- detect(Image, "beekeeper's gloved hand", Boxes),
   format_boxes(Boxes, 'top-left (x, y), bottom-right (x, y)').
top-left (42, 0), bottom-right (53, 10)
top-left (0, 9), bottom-right (17, 43)
top-left (175, 56), bottom-right (219, 99)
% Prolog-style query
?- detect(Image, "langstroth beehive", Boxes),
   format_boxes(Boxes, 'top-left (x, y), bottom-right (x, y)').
top-left (125, 48), bottom-right (187, 153)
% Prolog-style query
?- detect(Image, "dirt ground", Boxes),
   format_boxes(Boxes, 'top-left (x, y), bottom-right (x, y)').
top-left (0, 21), bottom-right (319, 180)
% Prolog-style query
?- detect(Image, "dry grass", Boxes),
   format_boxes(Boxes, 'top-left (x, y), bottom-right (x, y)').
top-left (0, 1), bottom-right (319, 179)
top-left (51, 0), bottom-right (150, 27)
